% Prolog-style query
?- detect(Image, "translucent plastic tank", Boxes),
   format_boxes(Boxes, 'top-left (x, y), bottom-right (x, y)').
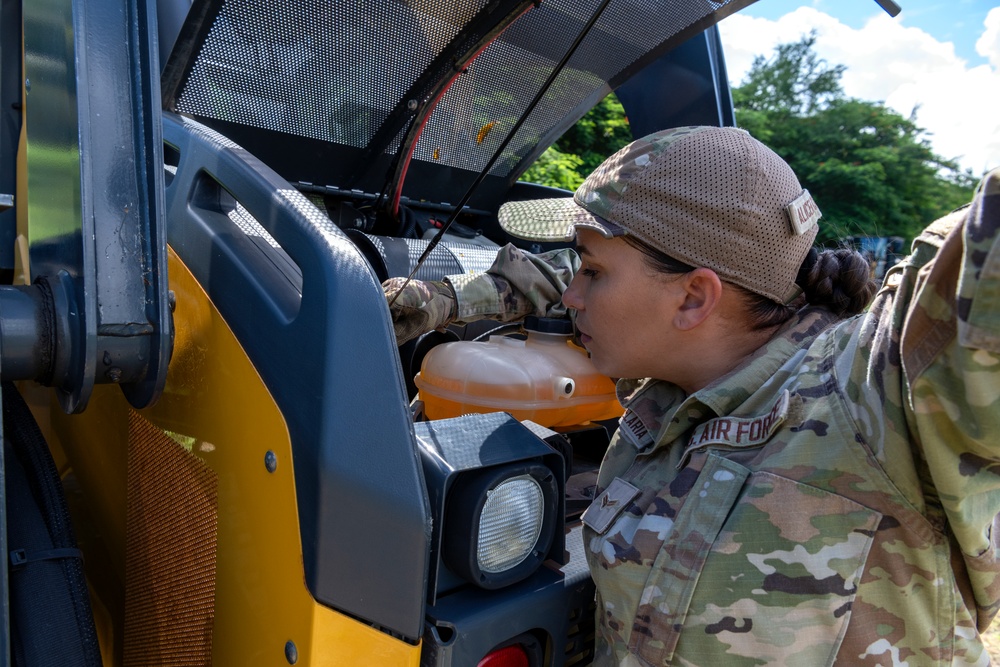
top-left (414, 317), bottom-right (623, 428)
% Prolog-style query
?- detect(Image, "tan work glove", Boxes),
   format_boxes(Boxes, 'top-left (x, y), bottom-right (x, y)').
top-left (382, 278), bottom-right (458, 345)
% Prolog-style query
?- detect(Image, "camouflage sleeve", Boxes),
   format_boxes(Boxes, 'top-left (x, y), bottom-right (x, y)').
top-left (445, 243), bottom-right (580, 323)
top-left (901, 169), bottom-right (1000, 614)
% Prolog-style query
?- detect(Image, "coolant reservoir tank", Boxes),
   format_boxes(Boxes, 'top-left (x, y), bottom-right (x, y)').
top-left (414, 316), bottom-right (623, 428)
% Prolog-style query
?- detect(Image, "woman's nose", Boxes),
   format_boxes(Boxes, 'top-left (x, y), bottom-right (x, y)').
top-left (562, 274), bottom-right (584, 310)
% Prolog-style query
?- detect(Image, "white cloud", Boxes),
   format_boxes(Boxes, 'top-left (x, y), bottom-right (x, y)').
top-left (977, 7), bottom-right (1000, 69)
top-left (718, 7), bottom-right (1000, 175)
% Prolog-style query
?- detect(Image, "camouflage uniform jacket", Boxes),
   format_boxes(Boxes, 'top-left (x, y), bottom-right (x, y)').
top-left (447, 169), bottom-right (1000, 666)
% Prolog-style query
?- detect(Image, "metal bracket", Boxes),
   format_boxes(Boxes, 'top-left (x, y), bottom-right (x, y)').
top-left (18, 0), bottom-right (171, 411)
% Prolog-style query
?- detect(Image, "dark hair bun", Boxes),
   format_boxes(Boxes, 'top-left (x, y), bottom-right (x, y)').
top-left (799, 249), bottom-right (877, 316)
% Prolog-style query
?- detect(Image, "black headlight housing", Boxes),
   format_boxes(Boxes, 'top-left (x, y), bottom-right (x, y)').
top-left (442, 461), bottom-right (559, 590)
top-left (414, 413), bottom-right (566, 601)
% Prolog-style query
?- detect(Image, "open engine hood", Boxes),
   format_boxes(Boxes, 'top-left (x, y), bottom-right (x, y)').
top-left (161, 0), bottom-right (753, 214)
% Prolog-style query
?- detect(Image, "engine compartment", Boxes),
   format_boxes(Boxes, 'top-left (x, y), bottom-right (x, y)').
top-left (226, 176), bottom-right (617, 524)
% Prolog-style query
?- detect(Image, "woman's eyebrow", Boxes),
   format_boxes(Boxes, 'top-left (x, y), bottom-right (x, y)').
top-left (575, 244), bottom-right (592, 258)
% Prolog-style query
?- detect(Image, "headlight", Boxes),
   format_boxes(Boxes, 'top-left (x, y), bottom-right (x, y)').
top-left (443, 463), bottom-right (558, 590)
top-left (479, 475), bottom-right (544, 573)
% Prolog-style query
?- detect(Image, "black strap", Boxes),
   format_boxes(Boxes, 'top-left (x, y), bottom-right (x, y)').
top-left (9, 547), bottom-right (83, 568)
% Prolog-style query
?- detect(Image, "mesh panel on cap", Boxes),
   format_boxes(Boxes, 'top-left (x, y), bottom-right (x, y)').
top-left (609, 127), bottom-right (816, 303)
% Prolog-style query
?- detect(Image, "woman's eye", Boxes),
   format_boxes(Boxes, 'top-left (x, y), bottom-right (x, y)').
top-left (581, 268), bottom-right (599, 278)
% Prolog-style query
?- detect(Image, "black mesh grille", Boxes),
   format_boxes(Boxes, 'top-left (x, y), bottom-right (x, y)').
top-left (176, 0), bottom-right (489, 146)
top-left (415, 0), bottom-right (726, 175)
top-left (173, 0), bottom-right (735, 178)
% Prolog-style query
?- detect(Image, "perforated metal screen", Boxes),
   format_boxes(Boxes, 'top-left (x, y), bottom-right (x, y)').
top-left (172, 0), bottom-right (736, 179)
top-left (414, 0), bottom-right (735, 175)
top-left (175, 0), bottom-right (491, 146)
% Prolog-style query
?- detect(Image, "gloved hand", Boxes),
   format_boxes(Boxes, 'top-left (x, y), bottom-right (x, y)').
top-left (382, 278), bottom-right (458, 345)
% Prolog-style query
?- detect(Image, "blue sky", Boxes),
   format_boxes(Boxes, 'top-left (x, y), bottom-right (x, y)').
top-left (718, 0), bottom-right (1000, 174)
top-left (739, 0), bottom-right (995, 66)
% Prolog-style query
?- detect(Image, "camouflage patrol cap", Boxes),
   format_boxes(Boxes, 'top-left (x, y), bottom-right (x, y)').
top-left (499, 126), bottom-right (821, 303)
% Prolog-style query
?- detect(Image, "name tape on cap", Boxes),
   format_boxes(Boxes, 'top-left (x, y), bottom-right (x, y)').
top-left (786, 190), bottom-right (821, 236)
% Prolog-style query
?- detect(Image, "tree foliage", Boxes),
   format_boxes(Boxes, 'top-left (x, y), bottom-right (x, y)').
top-left (733, 34), bottom-right (846, 116)
top-left (521, 93), bottom-right (631, 191)
top-left (519, 145), bottom-right (584, 192)
top-left (521, 33), bottom-right (979, 246)
top-left (733, 32), bottom-right (978, 245)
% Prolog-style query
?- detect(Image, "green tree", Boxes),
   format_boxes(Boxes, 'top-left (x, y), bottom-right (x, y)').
top-left (521, 93), bottom-right (631, 190)
top-left (733, 32), bottom-right (845, 116)
top-left (521, 34), bottom-right (978, 243)
top-left (519, 145), bottom-right (584, 191)
top-left (733, 34), bottom-right (978, 245)
top-left (553, 93), bottom-right (633, 176)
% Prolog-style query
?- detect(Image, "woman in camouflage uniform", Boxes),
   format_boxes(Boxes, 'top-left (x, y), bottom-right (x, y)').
top-left (385, 126), bottom-right (1000, 666)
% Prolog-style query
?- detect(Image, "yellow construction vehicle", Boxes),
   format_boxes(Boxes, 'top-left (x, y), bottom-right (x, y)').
top-left (0, 0), bottom-right (899, 664)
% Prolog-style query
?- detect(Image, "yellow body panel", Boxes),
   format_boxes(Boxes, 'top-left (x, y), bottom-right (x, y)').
top-left (38, 248), bottom-right (421, 666)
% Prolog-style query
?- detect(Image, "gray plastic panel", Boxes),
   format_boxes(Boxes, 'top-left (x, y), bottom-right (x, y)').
top-left (162, 112), bottom-right (431, 640)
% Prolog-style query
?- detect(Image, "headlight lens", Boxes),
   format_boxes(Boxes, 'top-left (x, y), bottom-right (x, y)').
top-left (478, 475), bottom-right (543, 573)
top-left (443, 463), bottom-right (558, 589)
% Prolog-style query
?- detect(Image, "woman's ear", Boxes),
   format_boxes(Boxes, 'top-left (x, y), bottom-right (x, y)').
top-left (672, 268), bottom-right (723, 331)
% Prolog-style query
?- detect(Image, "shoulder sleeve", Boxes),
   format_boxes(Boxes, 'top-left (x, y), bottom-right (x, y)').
top-left (901, 169), bottom-right (1000, 570)
top-left (956, 171), bottom-right (1000, 353)
top-left (445, 243), bottom-right (579, 322)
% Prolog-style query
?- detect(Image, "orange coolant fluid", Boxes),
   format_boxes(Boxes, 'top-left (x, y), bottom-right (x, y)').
top-left (414, 317), bottom-right (623, 428)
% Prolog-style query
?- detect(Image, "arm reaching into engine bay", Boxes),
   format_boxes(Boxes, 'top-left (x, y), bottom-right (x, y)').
top-left (383, 244), bottom-right (579, 344)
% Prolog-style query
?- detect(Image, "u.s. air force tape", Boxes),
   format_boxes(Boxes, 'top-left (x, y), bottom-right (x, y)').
top-left (686, 390), bottom-right (790, 450)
